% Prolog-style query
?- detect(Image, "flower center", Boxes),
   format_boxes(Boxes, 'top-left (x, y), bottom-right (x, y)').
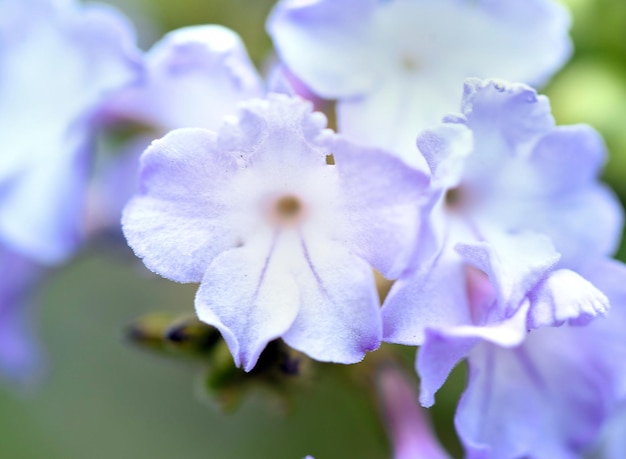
top-left (445, 186), bottom-right (463, 210)
top-left (401, 54), bottom-right (419, 72)
top-left (275, 195), bottom-right (302, 221)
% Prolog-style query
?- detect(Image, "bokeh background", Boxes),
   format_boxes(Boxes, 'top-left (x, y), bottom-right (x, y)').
top-left (1, 0), bottom-right (625, 457)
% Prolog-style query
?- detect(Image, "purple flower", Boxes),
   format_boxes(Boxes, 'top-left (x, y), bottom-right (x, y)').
top-left (105, 25), bottom-right (264, 132)
top-left (90, 25), bottom-right (265, 233)
top-left (435, 259), bottom-right (626, 459)
top-left (122, 94), bottom-right (427, 370)
top-left (382, 79), bottom-right (625, 457)
top-left (0, 0), bottom-right (141, 264)
top-left (376, 364), bottom-right (451, 459)
top-left (267, 0), bottom-right (572, 165)
top-left (383, 79), bottom-right (622, 346)
top-left (0, 249), bottom-right (44, 385)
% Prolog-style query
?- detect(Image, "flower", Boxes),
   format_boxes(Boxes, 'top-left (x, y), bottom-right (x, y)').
top-left (376, 363), bottom-right (451, 459)
top-left (382, 79), bottom-right (622, 346)
top-left (381, 79), bottom-right (625, 458)
top-left (0, 0), bottom-right (141, 385)
top-left (90, 25), bottom-right (264, 233)
top-left (105, 24), bottom-right (264, 132)
top-left (431, 259), bottom-right (626, 459)
top-left (122, 94), bottom-right (427, 370)
top-left (0, 249), bottom-right (44, 385)
top-left (0, 0), bottom-right (141, 264)
top-left (267, 0), bottom-right (571, 165)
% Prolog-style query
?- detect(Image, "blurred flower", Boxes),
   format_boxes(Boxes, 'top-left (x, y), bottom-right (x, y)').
top-left (89, 25), bottom-right (264, 234)
top-left (267, 0), bottom-right (572, 166)
top-left (0, 0), bottom-right (141, 385)
top-left (0, 0), bottom-right (141, 264)
top-left (105, 24), bottom-right (264, 132)
top-left (122, 94), bottom-right (427, 370)
top-left (0, 249), bottom-right (44, 385)
top-left (376, 363), bottom-right (451, 459)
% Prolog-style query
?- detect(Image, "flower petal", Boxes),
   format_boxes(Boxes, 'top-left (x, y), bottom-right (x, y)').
top-left (122, 128), bottom-right (240, 282)
top-left (455, 230), bottom-right (560, 318)
top-left (269, 0), bottom-right (570, 159)
top-left (195, 234), bottom-right (300, 371)
top-left (267, 0), bottom-right (379, 98)
top-left (382, 244), bottom-right (471, 345)
top-left (417, 300), bottom-right (530, 407)
top-left (282, 238), bottom-right (382, 364)
top-left (417, 122), bottom-right (473, 189)
top-left (106, 25), bottom-right (263, 131)
top-left (337, 73), bottom-right (463, 167)
top-left (330, 137), bottom-right (429, 279)
top-left (527, 269), bottom-right (608, 328)
top-left (527, 125), bottom-right (606, 194)
top-left (459, 79), bottom-right (555, 185)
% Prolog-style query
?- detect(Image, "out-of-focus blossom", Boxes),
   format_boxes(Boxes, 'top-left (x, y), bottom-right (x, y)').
top-left (123, 94), bottom-right (427, 370)
top-left (0, 0), bottom-right (141, 264)
top-left (267, 0), bottom-right (572, 165)
top-left (0, 249), bottom-right (44, 385)
top-left (90, 25), bottom-right (264, 232)
top-left (376, 364), bottom-right (450, 459)
top-left (105, 24), bottom-right (263, 132)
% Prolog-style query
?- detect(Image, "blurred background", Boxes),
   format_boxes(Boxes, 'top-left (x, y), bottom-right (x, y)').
top-left (1, 0), bottom-right (625, 457)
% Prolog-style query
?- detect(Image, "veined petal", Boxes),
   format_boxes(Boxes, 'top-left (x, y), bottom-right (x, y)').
top-left (594, 408), bottom-right (626, 459)
top-left (419, 0), bottom-right (571, 86)
top-left (282, 238), bottom-right (381, 364)
top-left (122, 128), bottom-right (240, 283)
top-left (195, 233), bottom-right (300, 372)
top-left (377, 365), bottom-right (452, 459)
top-left (456, 339), bottom-right (603, 459)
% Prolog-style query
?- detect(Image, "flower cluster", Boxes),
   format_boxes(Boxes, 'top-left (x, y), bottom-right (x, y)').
top-left (2, 0), bottom-right (626, 457)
